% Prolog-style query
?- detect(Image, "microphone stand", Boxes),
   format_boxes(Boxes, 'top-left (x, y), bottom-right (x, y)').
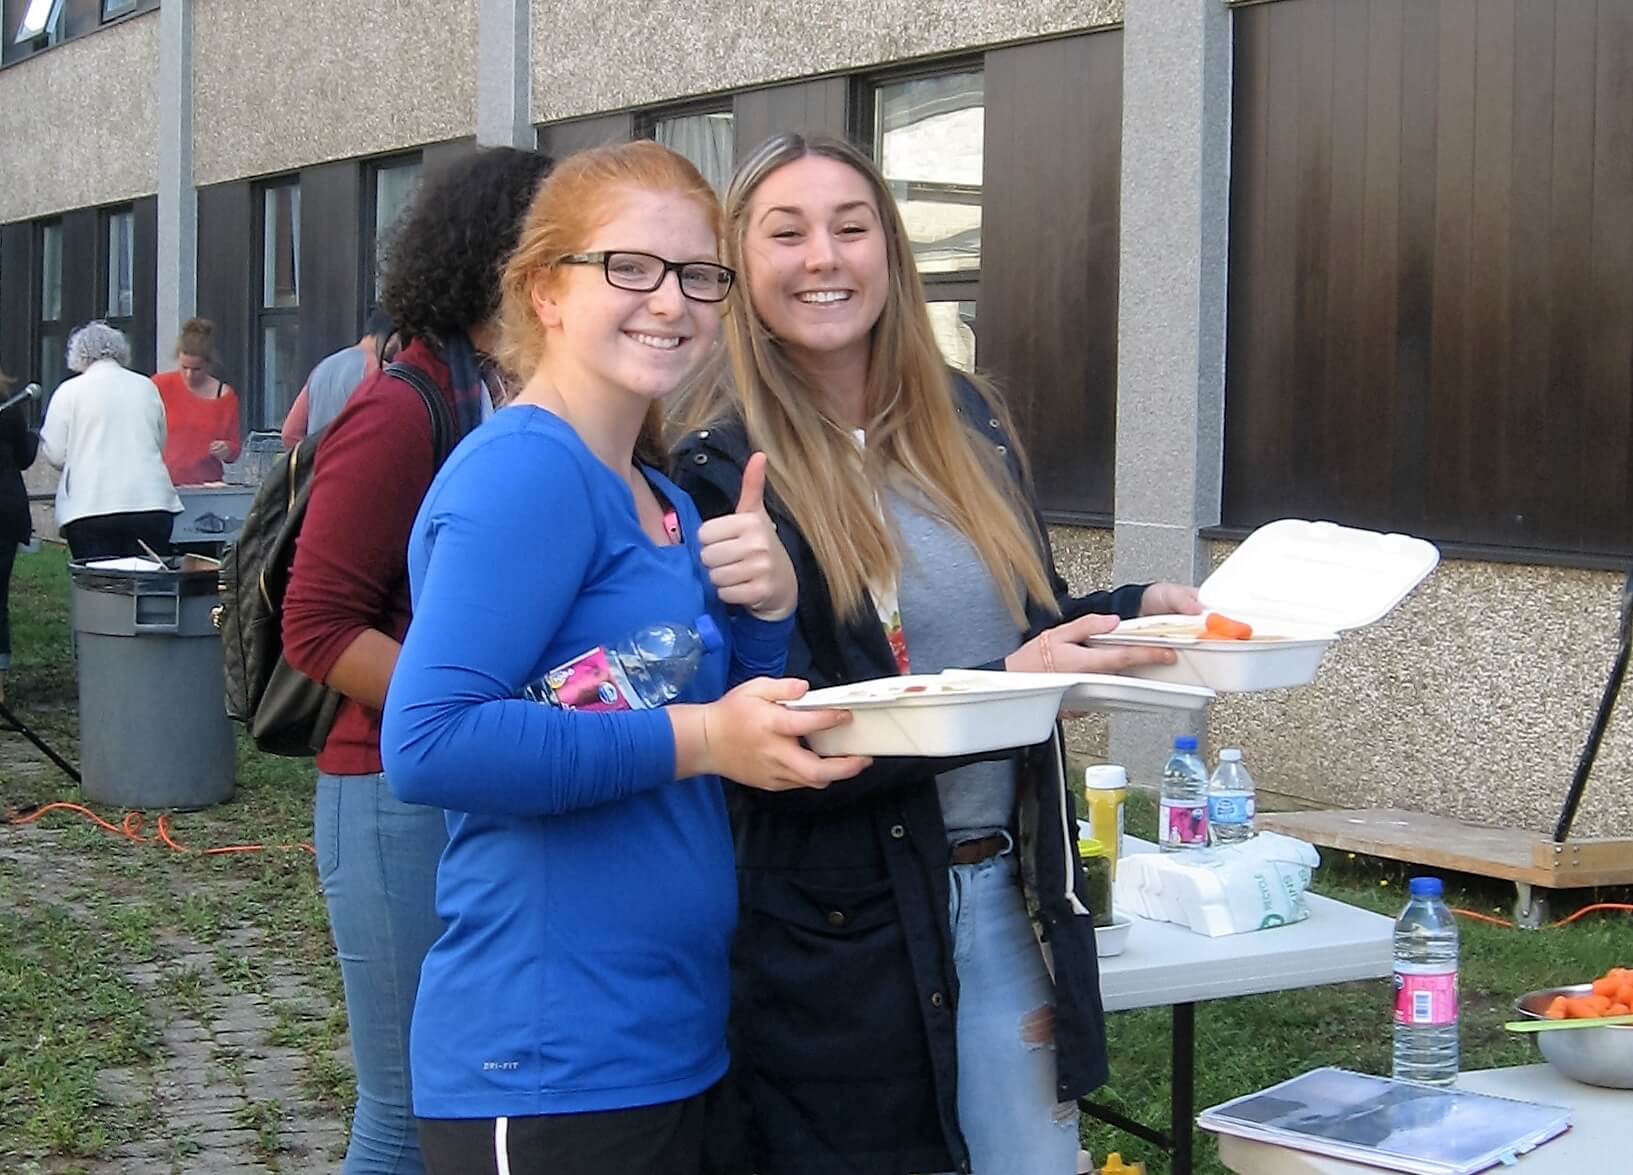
top-left (0, 384), bottom-right (41, 415)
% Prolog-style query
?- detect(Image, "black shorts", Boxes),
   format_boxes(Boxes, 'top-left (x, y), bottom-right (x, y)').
top-left (418, 1081), bottom-right (744, 1175)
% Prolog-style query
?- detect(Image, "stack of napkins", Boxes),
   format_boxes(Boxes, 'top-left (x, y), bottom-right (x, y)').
top-left (1114, 832), bottom-right (1320, 936)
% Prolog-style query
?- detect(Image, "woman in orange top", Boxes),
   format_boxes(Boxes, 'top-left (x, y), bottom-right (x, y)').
top-left (152, 317), bottom-right (242, 484)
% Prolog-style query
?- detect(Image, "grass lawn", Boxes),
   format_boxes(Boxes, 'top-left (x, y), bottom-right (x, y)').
top-left (1, 544), bottom-right (1629, 1173)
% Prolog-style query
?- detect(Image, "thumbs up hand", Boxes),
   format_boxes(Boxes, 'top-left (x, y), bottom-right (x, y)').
top-left (696, 451), bottom-right (797, 621)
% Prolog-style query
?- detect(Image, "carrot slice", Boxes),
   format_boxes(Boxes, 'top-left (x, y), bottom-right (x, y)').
top-left (1203, 612), bottom-right (1254, 641)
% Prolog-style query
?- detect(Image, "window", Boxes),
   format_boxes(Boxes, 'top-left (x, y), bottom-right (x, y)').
top-left (255, 179), bottom-right (301, 430)
top-left (13, 0), bottom-right (63, 45)
top-left (36, 219), bottom-right (63, 396)
top-left (366, 154), bottom-right (422, 308)
top-left (873, 69), bottom-right (983, 371)
top-left (101, 205), bottom-right (135, 325)
top-left (101, 0), bottom-right (137, 19)
top-left (651, 109), bottom-right (734, 193)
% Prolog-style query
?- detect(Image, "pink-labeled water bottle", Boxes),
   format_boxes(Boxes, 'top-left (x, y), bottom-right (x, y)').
top-left (520, 615), bottom-right (723, 711)
top-left (1392, 876), bottom-right (1460, 1085)
top-left (1158, 736), bottom-right (1209, 852)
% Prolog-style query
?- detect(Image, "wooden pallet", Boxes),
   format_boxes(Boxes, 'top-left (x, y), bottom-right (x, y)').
top-left (1257, 808), bottom-right (1633, 925)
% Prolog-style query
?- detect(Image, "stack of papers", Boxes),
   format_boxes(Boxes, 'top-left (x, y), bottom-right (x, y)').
top-left (1114, 831), bottom-right (1320, 936)
top-left (1199, 1068), bottom-right (1572, 1174)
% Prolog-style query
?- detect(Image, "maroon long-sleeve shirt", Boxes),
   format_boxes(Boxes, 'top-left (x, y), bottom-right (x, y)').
top-left (281, 340), bottom-right (456, 776)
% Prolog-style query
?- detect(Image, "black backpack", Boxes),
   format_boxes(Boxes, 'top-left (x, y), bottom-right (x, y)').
top-left (217, 362), bottom-right (454, 756)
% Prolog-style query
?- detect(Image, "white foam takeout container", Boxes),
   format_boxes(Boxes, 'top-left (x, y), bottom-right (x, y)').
top-left (782, 671), bottom-right (1214, 758)
top-left (1089, 519), bottom-right (1439, 692)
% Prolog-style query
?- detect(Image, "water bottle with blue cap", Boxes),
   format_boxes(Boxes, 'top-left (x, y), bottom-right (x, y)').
top-left (521, 614), bottom-right (724, 711)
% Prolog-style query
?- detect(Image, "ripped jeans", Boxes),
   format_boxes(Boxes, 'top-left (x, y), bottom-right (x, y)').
top-left (945, 842), bottom-right (1080, 1175)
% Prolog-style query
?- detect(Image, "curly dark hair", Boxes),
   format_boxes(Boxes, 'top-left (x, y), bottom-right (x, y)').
top-left (379, 147), bottom-right (554, 343)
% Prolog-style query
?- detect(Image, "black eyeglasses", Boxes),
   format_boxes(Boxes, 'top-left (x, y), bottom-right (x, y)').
top-left (557, 251), bottom-right (735, 304)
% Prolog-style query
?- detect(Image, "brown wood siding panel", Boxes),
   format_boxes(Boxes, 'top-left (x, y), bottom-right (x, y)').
top-left (60, 209), bottom-right (96, 338)
top-left (981, 31), bottom-right (1121, 520)
top-left (194, 180), bottom-right (253, 402)
top-left (297, 159), bottom-right (364, 382)
top-left (1586, 2), bottom-right (1633, 552)
top-left (131, 195), bottom-right (157, 375)
top-left (731, 78), bottom-right (850, 159)
top-left (1468, 0), bottom-right (1516, 542)
top-left (1226, 0), bottom-right (1633, 560)
top-left (536, 114), bottom-right (635, 158)
top-left (0, 224), bottom-right (31, 383)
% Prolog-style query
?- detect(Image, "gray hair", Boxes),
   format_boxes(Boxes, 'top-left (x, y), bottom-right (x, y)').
top-left (66, 321), bottom-right (131, 372)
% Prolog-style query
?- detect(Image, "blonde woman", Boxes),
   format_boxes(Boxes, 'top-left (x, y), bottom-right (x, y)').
top-left (671, 133), bottom-right (1200, 1175)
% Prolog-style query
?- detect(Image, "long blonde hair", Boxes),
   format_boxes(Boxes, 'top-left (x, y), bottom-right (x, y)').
top-left (498, 141), bottom-right (724, 462)
top-left (672, 133), bottom-right (1056, 625)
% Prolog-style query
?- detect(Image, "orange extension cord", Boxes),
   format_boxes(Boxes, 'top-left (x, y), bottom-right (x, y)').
top-left (6, 800), bottom-right (314, 857)
top-left (1450, 902), bottom-right (1633, 930)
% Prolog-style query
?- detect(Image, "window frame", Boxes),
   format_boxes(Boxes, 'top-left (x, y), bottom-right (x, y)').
top-left (100, 0), bottom-right (137, 21)
top-left (97, 203), bottom-right (136, 335)
top-left (361, 151), bottom-right (423, 318)
top-left (12, 0), bottom-right (62, 46)
top-left (861, 60), bottom-right (986, 370)
top-left (33, 217), bottom-right (64, 400)
top-left (637, 97), bottom-right (736, 193)
top-left (253, 176), bottom-right (302, 431)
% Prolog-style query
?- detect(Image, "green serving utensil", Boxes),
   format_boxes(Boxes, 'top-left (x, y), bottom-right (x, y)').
top-left (1504, 1013), bottom-right (1633, 1033)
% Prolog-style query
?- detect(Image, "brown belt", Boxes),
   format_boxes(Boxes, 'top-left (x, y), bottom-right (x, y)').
top-left (949, 834), bottom-right (1009, 866)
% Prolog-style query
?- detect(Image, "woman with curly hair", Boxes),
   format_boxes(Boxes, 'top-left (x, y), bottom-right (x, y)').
top-left (281, 146), bottom-right (554, 1175)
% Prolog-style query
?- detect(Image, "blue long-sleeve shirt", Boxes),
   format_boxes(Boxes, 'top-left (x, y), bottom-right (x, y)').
top-left (382, 405), bottom-right (791, 1118)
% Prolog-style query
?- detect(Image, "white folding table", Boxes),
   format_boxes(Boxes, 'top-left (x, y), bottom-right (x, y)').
top-left (1083, 840), bottom-right (1394, 1175)
top-left (1214, 1064), bottom-right (1631, 1172)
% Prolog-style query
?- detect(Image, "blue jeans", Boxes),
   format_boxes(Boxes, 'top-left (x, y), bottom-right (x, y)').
top-left (946, 843), bottom-right (1080, 1175)
top-left (315, 772), bottom-right (448, 1175)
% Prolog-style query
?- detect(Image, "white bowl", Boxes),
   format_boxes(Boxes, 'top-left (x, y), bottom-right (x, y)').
top-left (1095, 914), bottom-right (1134, 957)
top-left (784, 674), bottom-right (1068, 757)
top-left (1088, 614), bottom-right (1336, 692)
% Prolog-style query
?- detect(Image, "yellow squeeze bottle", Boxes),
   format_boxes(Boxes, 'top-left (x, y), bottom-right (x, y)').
top-left (1082, 764), bottom-right (1128, 879)
top-left (1099, 1153), bottom-right (1146, 1175)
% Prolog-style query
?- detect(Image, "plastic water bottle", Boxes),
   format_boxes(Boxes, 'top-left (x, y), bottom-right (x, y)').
top-left (521, 614), bottom-right (724, 711)
top-left (1207, 748), bottom-right (1257, 845)
top-left (1392, 876), bottom-right (1460, 1086)
top-left (1158, 736), bottom-right (1210, 852)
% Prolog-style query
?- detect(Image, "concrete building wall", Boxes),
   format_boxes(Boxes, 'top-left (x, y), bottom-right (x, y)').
top-left (1051, 525), bottom-right (1629, 839)
top-left (530, 0), bottom-right (1124, 120)
top-left (0, 13), bottom-right (160, 222)
top-left (190, 0), bottom-right (478, 186)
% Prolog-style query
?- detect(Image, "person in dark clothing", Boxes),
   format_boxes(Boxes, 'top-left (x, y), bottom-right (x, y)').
top-left (0, 367), bottom-right (39, 701)
top-left (671, 132), bottom-right (1201, 1175)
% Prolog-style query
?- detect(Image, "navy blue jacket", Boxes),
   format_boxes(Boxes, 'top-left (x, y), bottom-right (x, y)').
top-left (671, 380), bottom-right (1146, 1175)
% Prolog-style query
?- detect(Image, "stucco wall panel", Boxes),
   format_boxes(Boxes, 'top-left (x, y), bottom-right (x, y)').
top-left (1049, 529), bottom-right (1627, 838)
top-left (0, 15), bottom-right (159, 222)
top-left (192, 0), bottom-right (477, 185)
top-left (531, 0), bottom-right (1123, 120)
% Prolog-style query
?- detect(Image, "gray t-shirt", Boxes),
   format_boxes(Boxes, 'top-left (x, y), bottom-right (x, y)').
top-left (306, 347), bottom-right (369, 435)
top-left (885, 484), bottom-right (1023, 843)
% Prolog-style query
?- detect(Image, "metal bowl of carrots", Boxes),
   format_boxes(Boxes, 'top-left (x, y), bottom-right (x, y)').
top-left (1513, 970), bottom-right (1633, 1088)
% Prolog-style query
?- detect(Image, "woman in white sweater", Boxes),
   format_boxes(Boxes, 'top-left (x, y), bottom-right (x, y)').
top-left (38, 322), bottom-right (182, 559)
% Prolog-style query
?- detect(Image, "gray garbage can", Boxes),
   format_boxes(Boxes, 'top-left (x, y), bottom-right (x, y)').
top-left (70, 560), bottom-right (236, 809)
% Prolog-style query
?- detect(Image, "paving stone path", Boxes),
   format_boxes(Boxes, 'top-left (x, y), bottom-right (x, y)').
top-left (1, 809), bottom-right (350, 1173)
top-left (100, 927), bottom-right (349, 1174)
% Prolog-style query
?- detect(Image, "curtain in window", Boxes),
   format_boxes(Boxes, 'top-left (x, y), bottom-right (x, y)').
top-left (655, 113), bottom-right (735, 194)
